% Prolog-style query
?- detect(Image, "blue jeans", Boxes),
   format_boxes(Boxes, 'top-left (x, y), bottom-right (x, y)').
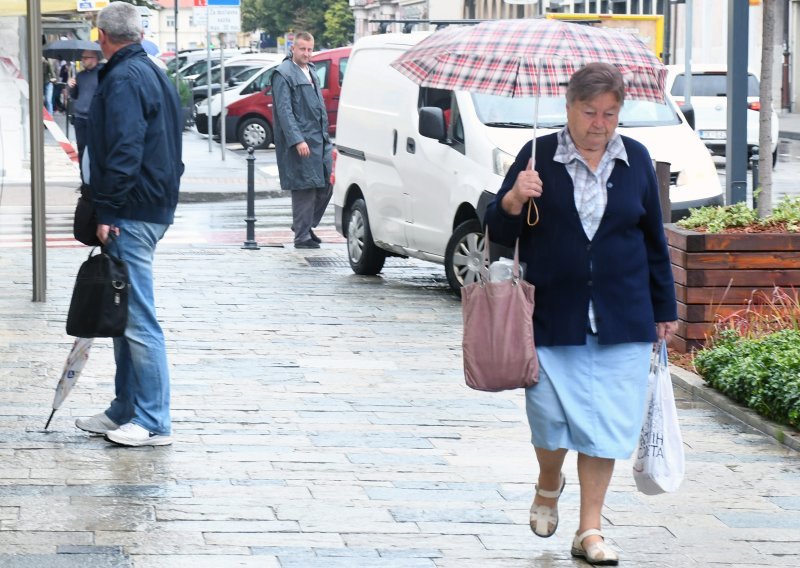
top-left (104, 219), bottom-right (171, 435)
top-left (43, 82), bottom-right (53, 115)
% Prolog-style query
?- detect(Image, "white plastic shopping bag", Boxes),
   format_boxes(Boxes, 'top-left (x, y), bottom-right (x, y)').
top-left (633, 340), bottom-right (685, 495)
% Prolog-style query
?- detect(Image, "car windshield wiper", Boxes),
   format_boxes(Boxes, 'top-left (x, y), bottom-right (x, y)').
top-left (484, 121), bottom-right (534, 128)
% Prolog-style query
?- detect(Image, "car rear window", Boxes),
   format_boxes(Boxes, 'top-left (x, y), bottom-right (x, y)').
top-left (671, 73), bottom-right (760, 97)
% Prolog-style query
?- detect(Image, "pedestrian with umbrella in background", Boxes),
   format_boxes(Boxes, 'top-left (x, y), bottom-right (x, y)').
top-left (393, 18), bottom-right (678, 565)
top-left (67, 48), bottom-right (102, 170)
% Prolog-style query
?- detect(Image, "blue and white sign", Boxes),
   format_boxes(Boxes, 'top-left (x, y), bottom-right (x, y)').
top-left (208, 0), bottom-right (240, 5)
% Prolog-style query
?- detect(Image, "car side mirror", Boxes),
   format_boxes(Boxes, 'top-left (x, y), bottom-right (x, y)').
top-left (419, 106), bottom-right (447, 142)
top-left (679, 102), bottom-right (695, 131)
top-left (228, 78), bottom-right (238, 87)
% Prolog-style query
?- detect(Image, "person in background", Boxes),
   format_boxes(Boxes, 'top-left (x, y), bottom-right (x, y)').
top-left (484, 62), bottom-right (678, 566)
top-left (68, 49), bottom-right (101, 168)
top-left (271, 31), bottom-right (332, 249)
top-left (74, 1), bottom-right (184, 447)
top-left (53, 59), bottom-right (69, 113)
top-left (42, 55), bottom-right (56, 115)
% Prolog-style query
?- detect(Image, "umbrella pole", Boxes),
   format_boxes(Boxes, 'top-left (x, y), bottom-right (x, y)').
top-left (44, 408), bottom-right (56, 430)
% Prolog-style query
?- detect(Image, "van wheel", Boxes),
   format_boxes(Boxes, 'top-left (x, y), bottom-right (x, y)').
top-left (238, 117), bottom-right (272, 150)
top-left (445, 219), bottom-right (484, 291)
top-left (346, 198), bottom-right (386, 275)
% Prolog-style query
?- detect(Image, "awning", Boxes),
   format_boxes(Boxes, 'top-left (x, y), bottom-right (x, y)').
top-left (0, 1), bottom-right (81, 17)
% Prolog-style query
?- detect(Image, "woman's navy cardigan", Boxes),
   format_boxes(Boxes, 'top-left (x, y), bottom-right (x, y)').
top-left (484, 132), bottom-right (678, 347)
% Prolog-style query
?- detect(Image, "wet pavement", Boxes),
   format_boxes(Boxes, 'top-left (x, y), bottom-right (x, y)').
top-left (0, 120), bottom-right (798, 567)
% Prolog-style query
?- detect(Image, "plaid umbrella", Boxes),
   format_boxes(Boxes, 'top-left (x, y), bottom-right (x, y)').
top-left (391, 18), bottom-right (666, 103)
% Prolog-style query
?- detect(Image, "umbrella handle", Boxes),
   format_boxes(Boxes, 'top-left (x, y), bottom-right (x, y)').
top-left (526, 198), bottom-right (539, 227)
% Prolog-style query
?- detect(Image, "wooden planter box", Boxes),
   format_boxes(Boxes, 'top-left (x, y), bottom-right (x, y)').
top-left (665, 224), bottom-right (800, 353)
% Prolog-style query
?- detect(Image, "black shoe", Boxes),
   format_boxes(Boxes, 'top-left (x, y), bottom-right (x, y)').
top-left (294, 239), bottom-right (320, 249)
top-left (309, 229), bottom-right (322, 243)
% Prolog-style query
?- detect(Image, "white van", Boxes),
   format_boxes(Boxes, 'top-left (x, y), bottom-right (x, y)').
top-left (332, 33), bottom-right (724, 291)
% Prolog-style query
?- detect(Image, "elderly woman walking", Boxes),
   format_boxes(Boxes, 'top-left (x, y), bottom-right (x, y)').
top-left (484, 62), bottom-right (678, 566)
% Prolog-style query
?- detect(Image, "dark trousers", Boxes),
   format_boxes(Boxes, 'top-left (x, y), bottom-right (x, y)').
top-left (291, 185), bottom-right (332, 243)
top-left (73, 116), bottom-right (88, 177)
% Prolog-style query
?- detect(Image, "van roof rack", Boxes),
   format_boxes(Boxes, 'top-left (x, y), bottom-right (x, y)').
top-left (368, 19), bottom-right (486, 34)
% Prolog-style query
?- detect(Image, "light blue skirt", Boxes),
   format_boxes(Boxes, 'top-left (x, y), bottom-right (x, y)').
top-left (525, 335), bottom-right (652, 459)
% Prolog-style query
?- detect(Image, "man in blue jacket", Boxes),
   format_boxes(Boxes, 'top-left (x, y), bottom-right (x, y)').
top-left (75, 1), bottom-right (183, 447)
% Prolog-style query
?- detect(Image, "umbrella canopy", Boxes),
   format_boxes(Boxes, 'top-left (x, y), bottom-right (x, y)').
top-left (141, 39), bottom-right (160, 56)
top-left (390, 18), bottom-right (666, 103)
top-left (43, 39), bottom-right (102, 62)
top-left (44, 338), bottom-right (93, 429)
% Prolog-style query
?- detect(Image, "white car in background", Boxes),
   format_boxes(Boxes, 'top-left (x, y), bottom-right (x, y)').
top-left (667, 64), bottom-right (779, 166)
top-left (194, 63), bottom-right (277, 137)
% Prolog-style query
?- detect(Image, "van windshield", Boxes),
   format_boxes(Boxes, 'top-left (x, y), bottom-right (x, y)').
top-left (471, 93), bottom-right (681, 128)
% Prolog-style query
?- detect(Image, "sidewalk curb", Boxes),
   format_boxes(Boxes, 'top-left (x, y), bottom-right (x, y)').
top-left (671, 366), bottom-right (800, 453)
top-left (779, 130), bottom-right (800, 141)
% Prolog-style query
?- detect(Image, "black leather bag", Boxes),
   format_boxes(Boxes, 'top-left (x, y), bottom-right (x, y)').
top-left (73, 184), bottom-right (101, 247)
top-left (66, 243), bottom-right (129, 338)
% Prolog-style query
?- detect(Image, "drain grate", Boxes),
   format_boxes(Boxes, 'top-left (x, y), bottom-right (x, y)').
top-left (305, 256), bottom-right (351, 267)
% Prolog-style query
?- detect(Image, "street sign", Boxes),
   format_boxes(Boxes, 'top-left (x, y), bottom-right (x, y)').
top-left (76, 0), bottom-right (109, 11)
top-left (208, 0), bottom-right (240, 5)
top-left (208, 6), bottom-right (240, 33)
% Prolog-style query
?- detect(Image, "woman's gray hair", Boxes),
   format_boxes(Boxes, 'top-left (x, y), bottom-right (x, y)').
top-left (97, 1), bottom-right (143, 45)
top-left (566, 62), bottom-right (625, 105)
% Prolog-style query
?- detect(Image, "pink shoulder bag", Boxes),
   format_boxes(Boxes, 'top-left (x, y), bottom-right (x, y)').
top-left (460, 229), bottom-right (539, 392)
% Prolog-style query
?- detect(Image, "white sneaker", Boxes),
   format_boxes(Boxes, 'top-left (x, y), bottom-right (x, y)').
top-left (105, 422), bottom-right (173, 447)
top-left (75, 412), bottom-right (119, 434)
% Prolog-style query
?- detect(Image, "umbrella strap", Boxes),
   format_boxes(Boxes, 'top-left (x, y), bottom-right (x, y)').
top-left (526, 198), bottom-right (540, 227)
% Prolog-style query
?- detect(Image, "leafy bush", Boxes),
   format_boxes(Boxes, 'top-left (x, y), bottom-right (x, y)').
top-left (694, 329), bottom-right (800, 427)
top-left (167, 71), bottom-right (192, 107)
top-left (677, 195), bottom-right (800, 233)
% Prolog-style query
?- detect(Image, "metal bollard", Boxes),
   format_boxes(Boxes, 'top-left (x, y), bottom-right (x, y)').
top-left (242, 146), bottom-right (260, 250)
top-left (750, 147), bottom-right (760, 211)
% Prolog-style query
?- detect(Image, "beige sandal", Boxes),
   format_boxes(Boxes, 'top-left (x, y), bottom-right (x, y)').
top-left (529, 473), bottom-right (566, 537)
top-left (571, 529), bottom-right (619, 566)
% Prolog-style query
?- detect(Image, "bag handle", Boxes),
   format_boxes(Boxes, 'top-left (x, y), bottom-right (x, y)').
top-left (481, 226), bottom-right (522, 284)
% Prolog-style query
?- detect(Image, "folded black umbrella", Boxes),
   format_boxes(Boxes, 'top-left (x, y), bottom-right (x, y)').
top-left (43, 39), bottom-right (101, 62)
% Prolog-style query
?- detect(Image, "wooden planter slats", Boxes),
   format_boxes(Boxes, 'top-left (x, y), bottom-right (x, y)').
top-left (666, 224), bottom-right (800, 353)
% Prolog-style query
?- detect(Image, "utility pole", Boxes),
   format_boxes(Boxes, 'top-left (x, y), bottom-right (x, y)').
top-left (27, 0), bottom-right (47, 302)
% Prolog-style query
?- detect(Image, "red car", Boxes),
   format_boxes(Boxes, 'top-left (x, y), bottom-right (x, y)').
top-left (224, 46), bottom-right (350, 150)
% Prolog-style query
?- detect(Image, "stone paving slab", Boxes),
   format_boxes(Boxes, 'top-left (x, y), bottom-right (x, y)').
top-left (0, 242), bottom-right (798, 566)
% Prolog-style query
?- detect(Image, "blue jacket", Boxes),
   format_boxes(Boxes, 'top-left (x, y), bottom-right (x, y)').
top-left (485, 132), bottom-right (677, 346)
top-left (87, 43), bottom-right (183, 225)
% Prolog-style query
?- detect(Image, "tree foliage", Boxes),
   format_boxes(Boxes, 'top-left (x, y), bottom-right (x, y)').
top-left (323, 0), bottom-right (355, 47)
top-left (241, 0), bottom-right (354, 48)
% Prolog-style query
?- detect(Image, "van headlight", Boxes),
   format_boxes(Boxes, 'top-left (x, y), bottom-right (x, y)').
top-left (493, 148), bottom-right (515, 177)
top-left (675, 161), bottom-right (717, 187)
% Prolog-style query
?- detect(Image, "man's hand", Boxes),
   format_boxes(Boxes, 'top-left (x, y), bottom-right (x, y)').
top-left (501, 159), bottom-right (543, 215)
top-left (96, 224), bottom-right (119, 245)
top-left (295, 141), bottom-right (310, 158)
top-left (67, 78), bottom-right (76, 88)
top-left (657, 321), bottom-right (678, 341)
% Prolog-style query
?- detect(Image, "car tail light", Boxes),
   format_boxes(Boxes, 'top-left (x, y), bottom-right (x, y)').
top-left (673, 97), bottom-right (684, 105)
top-left (748, 101), bottom-right (761, 111)
top-left (330, 148), bottom-right (337, 186)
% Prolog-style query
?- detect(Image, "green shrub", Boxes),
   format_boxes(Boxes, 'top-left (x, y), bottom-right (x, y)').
top-left (694, 329), bottom-right (800, 427)
top-left (677, 196), bottom-right (800, 233)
